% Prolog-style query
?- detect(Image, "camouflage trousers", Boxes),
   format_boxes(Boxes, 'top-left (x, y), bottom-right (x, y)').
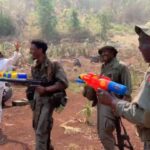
top-left (144, 141), bottom-right (150, 150)
top-left (97, 103), bottom-right (116, 150)
top-left (33, 97), bottom-right (55, 150)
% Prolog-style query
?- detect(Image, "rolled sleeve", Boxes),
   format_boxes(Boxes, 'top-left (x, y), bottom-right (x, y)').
top-left (115, 100), bottom-right (145, 126)
top-left (54, 62), bottom-right (69, 88)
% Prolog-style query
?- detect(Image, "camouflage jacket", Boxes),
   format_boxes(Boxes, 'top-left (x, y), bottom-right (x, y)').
top-left (31, 57), bottom-right (68, 103)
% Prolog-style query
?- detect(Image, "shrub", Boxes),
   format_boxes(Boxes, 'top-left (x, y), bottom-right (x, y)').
top-left (0, 13), bottom-right (15, 36)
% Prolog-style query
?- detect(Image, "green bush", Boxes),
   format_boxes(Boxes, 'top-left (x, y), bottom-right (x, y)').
top-left (110, 24), bottom-right (133, 34)
top-left (97, 11), bottom-right (112, 42)
top-left (83, 13), bottom-right (101, 34)
top-left (0, 13), bottom-right (15, 36)
top-left (66, 9), bottom-right (81, 31)
top-left (36, 0), bottom-right (58, 40)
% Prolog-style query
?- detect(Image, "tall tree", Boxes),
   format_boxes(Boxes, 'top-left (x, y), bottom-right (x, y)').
top-left (67, 9), bottom-right (80, 31)
top-left (98, 11), bottom-right (111, 43)
top-left (35, 0), bottom-right (57, 40)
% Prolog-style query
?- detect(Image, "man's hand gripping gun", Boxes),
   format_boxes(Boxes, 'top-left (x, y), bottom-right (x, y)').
top-left (76, 73), bottom-right (133, 150)
top-left (76, 72), bottom-right (127, 96)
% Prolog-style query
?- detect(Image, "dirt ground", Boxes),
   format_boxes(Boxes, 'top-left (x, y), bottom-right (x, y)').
top-left (0, 86), bottom-right (143, 150)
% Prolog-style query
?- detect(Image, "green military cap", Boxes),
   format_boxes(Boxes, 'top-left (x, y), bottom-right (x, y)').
top-left (98, 46), bottom-right (118, 56)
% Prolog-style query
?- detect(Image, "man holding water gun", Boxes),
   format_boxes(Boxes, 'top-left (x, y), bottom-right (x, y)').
top-left (0, 41), bottom-right (21, 144)
top-left (29, 39), bottom-right (68, 150)
top-left (98, 26), bottom-right (150, 150)
top-left (83, 46), bottom-right (132, 150)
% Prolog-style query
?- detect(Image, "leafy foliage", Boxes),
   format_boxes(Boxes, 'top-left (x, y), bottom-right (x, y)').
top-left (66, 9), bottom-right (81, 31)
top-left (0, 13), bottom-right (15, 36)
top-left (1, 0), bottom-right (150, 39)
top-left (97, 11), bottom-right (112, 42)
top-left (35, 0), bottom-right (57, 40)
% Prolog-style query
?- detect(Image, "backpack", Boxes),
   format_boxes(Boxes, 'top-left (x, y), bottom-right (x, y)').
top-left (50, 61), bottom-right (68, 108)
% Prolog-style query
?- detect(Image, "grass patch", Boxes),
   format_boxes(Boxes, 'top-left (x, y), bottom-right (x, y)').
top-left (110, 24), bottom-right (133, 35)
top-left (68, 82), bottom-right (83, 93)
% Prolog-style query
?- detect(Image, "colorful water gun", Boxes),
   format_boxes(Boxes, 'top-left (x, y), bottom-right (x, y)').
top-left (0, 71), bottom-right (27, 80)
top-left (0, 71), bottom-right (45, 87)
top-left (0, 71), bottom-right (64, 99)
top-left (76, 72), bottom-right (127, 95)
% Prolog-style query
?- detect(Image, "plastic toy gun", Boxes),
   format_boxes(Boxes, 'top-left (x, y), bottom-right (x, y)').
top-left (76, 73), bottom-right (127, 95)
top-left (0, 71), bottom-right (67, 108)
top-left (0, 71), bottom-right (60, 98)
top-left (0, 71), bottom-right (28, 80)
top-left (76, 73), bottom-right (133, 150)
top-left (0, 71), bottom-right (51, 87)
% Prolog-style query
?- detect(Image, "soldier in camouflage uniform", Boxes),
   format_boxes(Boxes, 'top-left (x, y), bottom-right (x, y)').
top-left (97, 46), bottom-right (132, 150)
top-left (83, 46), bottom-right (132, 150)
top-left (97, 26), bottom-right (150, 150)
top-left (29, 40), bottom-right (68, 150)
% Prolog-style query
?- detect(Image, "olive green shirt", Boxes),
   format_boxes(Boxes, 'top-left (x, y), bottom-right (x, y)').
top-left (101, 58), bottom-right (132, 97)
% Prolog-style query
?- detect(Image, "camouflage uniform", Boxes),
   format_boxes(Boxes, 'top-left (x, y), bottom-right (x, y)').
top-left (97, 58), bottom-right (132, 150)
top-left (116, 67), bottom-right (150, 150)
top-left (31, 57), bottom-right (68, 150)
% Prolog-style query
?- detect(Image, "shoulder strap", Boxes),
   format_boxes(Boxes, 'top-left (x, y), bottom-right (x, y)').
top-left (47, 60), bottom-right (58, 80)
top-left (51, 61), bottom-right (58, 77)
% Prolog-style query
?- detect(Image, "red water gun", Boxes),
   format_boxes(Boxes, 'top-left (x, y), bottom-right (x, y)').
top-left (77, 72), bottom-right (127, 95)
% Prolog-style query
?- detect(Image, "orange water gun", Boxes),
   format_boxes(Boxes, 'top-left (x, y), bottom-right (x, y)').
top-left (76, 73), bottom-right (127, 95)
